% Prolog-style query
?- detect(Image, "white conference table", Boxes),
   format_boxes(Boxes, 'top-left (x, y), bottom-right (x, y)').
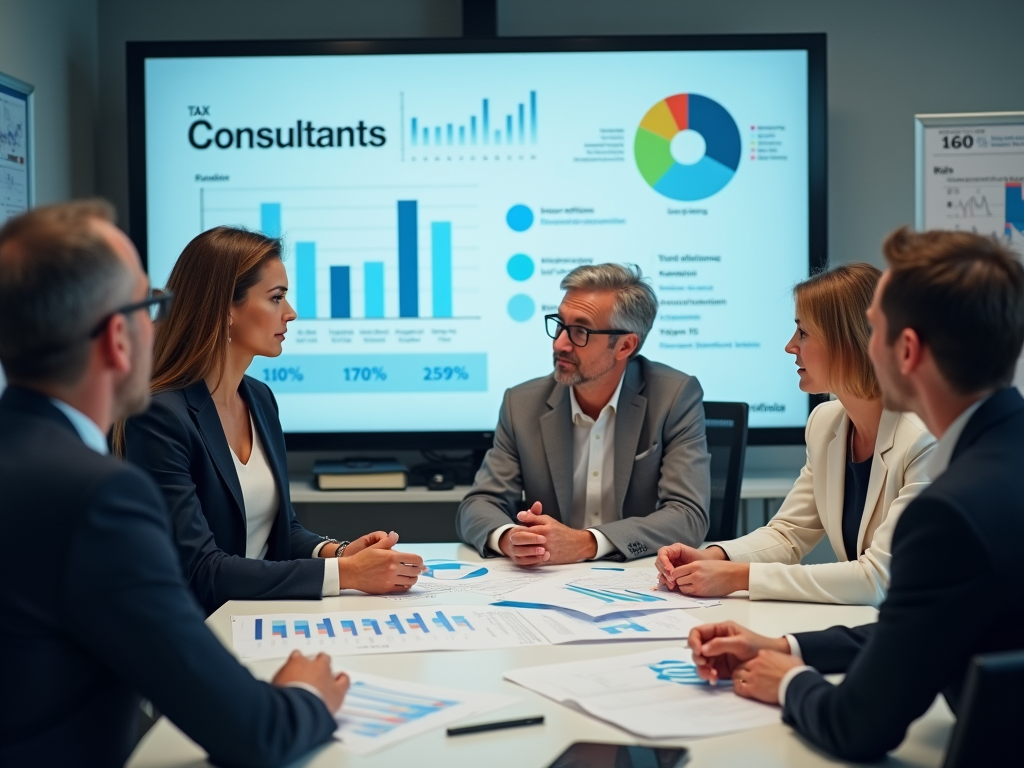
top-left (129, 543), bottom-right (954, 768)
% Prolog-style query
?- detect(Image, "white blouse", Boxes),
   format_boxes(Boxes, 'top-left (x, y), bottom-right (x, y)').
top-left (229, 415), bottom-right (279, 560)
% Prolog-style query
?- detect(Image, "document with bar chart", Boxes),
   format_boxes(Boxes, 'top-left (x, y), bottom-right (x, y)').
top-left (334, 672), bottom-right (516, 755)
top-left (144, 49), bottom-right (811, 430)
top-left (229, 606), bottom-right (547, 660)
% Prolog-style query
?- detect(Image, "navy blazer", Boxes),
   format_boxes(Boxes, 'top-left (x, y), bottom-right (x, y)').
top-left (0, 387), bottom-right (335, 767)
top-left (782, 387), bottom-right (1024, 761)
top-left (125, 376), bottom-right (326, 615)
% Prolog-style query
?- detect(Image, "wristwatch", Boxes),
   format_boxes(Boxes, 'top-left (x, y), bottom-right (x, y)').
top-left (334, 540), bottom-right (351, 558)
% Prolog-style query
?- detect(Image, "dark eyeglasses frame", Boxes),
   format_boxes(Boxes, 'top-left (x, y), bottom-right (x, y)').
top-left (89, 289), bottom-right (174, 338)
top-left (544, 313), bottom-right (633, 348)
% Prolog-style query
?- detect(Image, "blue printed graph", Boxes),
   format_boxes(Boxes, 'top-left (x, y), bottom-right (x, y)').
top-left (648, 660), bottom-right (713, 686)
top-left (340, 681), bottom-right (460, 739)
top-left (422, 560), bottom-right (489, 580)
top-left (564, 584), bottom-right (668, 605)
top-left (598, 619), bottom-right (652, 635)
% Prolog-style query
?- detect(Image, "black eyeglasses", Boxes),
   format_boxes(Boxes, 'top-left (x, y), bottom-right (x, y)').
top-left (89, 288), bottom-right (174, 338)
top-left (544, 314), bottom-right (632, 348)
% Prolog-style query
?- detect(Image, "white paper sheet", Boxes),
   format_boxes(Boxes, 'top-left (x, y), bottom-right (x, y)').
top-left (494, 568), bottom-right (718, 618)
top-left (230, 606), bottom-right (547, 660)
top-left (504, 647), bottom-right (780, 738)
top-left (335, 672), bottom-right (516, 755)
top-left (525, 608), bottom-right (703, 645)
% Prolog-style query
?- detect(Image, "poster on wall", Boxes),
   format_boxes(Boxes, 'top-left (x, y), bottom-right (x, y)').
top-left (915, 111), bottom-right (1024, 392)
top-left (0, 70), bottom-right (33, 395)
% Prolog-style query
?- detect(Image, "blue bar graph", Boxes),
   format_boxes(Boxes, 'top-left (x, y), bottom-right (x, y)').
top-left (255, 618), bottom-right (263, 640)
top-left (296, 242), bottom-right (316, 319)
top-left (397, 201), bottom-right (418, 317)
top-left (272, 620), bottom-right (287, 638)
top-left (330, 266), bottom-right (350, 318)
top-left (385, 614), bottom-right (406, 634)
top-left (340, 620), bottom-right (358, 636)
top-left (316, 618), bottom-right (335, 637)
top-left (364, 262), bottom-right (384, 318)
top-left (530, 90), bottom-right (537, 142)
top-left (431, 611), bottom-right (455, 632)
top-left (407, 91), bottom-right (537, 152)
top-left (431, 222), bottom-right (452, 318)
top-left (260, 203), bottom-right (281, 237)
top-left (294, 620), bottom-right (311, 638)
top-left (406, 613), bottom-right (429, 632)
top-left (453, 615), bottom-right (474, 630)
top-left (362, 619), bottom-right (382, 635)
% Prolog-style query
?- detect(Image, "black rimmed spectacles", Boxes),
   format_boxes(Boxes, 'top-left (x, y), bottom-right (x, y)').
top-left (544, 314), bottom-right (632, 348)
top-left (89, 288), bottom-right (174, 338)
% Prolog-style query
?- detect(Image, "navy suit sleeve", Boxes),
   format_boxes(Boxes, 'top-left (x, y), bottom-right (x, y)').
top-left (792, 624), bottom-right (877, 673)
top-left (62, 467), bottom-right (336, 768)
top-left (781, 498), bottom-right (995, 761)
top-left (260, 383), bottom-right (324, 558)
top-left (126, 397), bottom-right (325, 614)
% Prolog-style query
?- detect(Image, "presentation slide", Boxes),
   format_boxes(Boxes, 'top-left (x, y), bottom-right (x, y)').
top-left (0, 82), bottom-right (29, 226)
top-left (144, 49), bottom-right (810, 432)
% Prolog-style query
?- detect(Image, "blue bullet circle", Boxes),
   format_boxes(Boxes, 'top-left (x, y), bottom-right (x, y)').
top-left (506, 204), bottom-right (534, 232)
top-left (507, 294), bottom-right (535, 322)
top-left (507, 253), bottom-right (535, 281)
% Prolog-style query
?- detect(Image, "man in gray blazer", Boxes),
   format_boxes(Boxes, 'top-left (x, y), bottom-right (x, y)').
top-left (457, 264), bottom-right (710, 564)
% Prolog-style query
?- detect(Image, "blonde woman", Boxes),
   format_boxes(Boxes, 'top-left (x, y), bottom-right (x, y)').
top-left (657, 263), bottom-right (935, 605)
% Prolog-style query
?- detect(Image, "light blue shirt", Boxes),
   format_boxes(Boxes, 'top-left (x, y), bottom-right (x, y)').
top-left (49, 398), bottom-right (108, 455)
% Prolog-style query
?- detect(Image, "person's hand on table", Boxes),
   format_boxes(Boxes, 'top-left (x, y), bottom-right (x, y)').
top-left (688, 620), bottom-right (791, 685)
top-left (341, 530), bottom-right (390, 557)
top-left (272, 650), bottom-right (350, 713)
top-left (499, 502), bottom-right (598, 565)
top-left (337, 531), bottom-right (425, 593)
top-left (732, 650), bottom-right (805, 705)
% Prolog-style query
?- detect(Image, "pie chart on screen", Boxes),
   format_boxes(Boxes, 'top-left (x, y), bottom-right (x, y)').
top-left (634, 93), bottom-right (741, 201)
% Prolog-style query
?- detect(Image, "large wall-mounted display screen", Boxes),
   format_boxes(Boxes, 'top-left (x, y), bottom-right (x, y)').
top-left (129, 36), bottom-right (826, 446)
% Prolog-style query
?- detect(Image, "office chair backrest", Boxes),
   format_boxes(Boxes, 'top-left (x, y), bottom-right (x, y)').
top-left (942, 650), bottom-right (1024, 768)
top-left (702, 402), bottom-right (748, 543)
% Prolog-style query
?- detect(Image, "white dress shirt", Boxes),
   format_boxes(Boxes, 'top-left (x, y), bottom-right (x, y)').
top-left (487, 372), bottom-right (625, 559)
top-left (778, 396), bottom-right (990, 705)
top-left (925, 395), bottom-right (988, 480)
top-left (50, 398), bottom-right (108, 455)
top-left (229, 415), bottom-right (339, 596)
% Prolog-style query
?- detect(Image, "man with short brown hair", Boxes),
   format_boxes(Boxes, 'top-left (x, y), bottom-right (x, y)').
top-left (0, 201), bottom-right (347, 766)
top-left (685, 227), bottom-right (1024, 762)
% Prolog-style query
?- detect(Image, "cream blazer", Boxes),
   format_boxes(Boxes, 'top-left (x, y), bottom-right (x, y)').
top-left (717, 400), bottom-right (935, 606)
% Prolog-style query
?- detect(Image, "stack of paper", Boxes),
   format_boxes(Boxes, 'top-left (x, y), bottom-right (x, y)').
top-left (231, 605), bottom-right (704, 660)
top-left (505, 647), bottom-right (780, 738)
top-left (335, 672), bottom-right (516, 755)
top-left (494, 568), bottom-right (718, 618)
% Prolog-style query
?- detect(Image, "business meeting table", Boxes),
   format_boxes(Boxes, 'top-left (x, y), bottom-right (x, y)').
top-left (128, 543), bottom-right (955, 768)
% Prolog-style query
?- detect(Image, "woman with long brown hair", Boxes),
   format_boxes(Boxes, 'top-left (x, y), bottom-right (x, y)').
top-left (123, 227), bottom-right (424, 614)
top-left (656, 263), bottom-right (936, 605)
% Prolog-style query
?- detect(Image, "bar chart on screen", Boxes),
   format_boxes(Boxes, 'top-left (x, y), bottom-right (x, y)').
top-left (403, 89), bottom-right (538, 160)
top-left (199, 185), bottom-right (481, 321)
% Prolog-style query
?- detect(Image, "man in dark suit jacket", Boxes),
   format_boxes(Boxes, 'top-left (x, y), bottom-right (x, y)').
top-left (457, 264), bottom-right (710, 564)
top-left (0, 201), bottom-right (347, 766)
top-left (685, 228), bottom-right (1024, 761)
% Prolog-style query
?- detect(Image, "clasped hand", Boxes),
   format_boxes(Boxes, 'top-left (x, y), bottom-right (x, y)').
top-left (336, 530), bottom-right (425, 594)
top-left (498, 502), bottom-right (598, 565)
top-left (655, 542), bottom-right (750, 596)
top-left (687, 620), bottom-right (804, 705)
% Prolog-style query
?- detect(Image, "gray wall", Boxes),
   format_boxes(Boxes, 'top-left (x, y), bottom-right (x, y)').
top-left (0, 0), bottom-right (98, 205)
top-left (91, 0), bottom-right (1024, 268)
